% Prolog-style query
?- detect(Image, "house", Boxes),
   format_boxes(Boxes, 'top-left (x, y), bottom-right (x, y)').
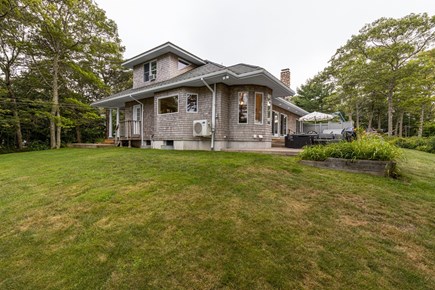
top-left (91, 42), bottom-right (308, 150)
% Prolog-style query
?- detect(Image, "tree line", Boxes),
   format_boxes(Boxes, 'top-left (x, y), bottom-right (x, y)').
top-left (0, 0), bottom-right (131, 151)
top-left (292, 13), bottom-right (434, 137)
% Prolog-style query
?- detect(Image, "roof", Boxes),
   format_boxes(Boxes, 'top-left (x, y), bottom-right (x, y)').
top-left (92, 43), bottom-right (306, 116)
top-left (273, 97), bottom-right (309, 117)
top-left (92, 61), bottom-right (298, 108)
top-left (122, 42), bottom-right (206, 69)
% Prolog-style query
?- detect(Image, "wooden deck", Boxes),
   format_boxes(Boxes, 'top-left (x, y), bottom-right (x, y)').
top-left (67, 143), bottom-right (115, 149)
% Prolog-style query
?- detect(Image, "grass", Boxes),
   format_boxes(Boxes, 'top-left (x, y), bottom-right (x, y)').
top-left (0, 148), bottom-right (434, 289)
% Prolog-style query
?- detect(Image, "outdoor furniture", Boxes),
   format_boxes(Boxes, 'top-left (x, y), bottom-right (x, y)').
top-left (285, 134), bottom-right (315, 148)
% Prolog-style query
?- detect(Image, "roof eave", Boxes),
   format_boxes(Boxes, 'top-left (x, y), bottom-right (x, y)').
top-left (122, 42), bottom-right (206, 69)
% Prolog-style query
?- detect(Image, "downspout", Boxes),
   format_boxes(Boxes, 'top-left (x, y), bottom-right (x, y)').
top-left (128, 95), bottom-right (144, 148)
top-left (201, 78), bottom-right (216, 150)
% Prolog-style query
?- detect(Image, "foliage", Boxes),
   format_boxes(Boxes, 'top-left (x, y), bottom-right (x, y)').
top-left (388, 136), bottom-right (435, 153)
top-left (0, 0), bottom-right (130, 151)
top-left (292, 70), bottom-right (335, 112)
top-left (329, 13), bottom-right (435, 136)
top-left (300, 135), bottom-right (402, 161)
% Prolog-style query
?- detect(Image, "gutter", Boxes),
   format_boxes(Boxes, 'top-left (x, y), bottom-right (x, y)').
top-left (128, 95), bottom-right (145, 148)
top-left (201, 78), bottom-right (216, 151)
top-left (92, 68), bottom-right (294, 107)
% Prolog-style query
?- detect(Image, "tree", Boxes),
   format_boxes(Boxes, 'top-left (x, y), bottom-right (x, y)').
top-left (331, 13), bottom-right (435, 136)
top-left (293, 70), bottom-right (335, 113)
top-left (28, 0), bottom-right (126, 148)
top-left (398, 49), bottom-right (435, 137)
top-left (0, 0), bottom-right (31, 149)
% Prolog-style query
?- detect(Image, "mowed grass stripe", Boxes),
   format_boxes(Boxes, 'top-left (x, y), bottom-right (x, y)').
top-left (0, 148), bottom-right (433, 289)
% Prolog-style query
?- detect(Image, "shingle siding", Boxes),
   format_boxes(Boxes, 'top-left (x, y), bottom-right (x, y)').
top-left (124, 84), bottom-right (276, 145)
top-left (153, 86), bottom-right (212, 141)
top-left (273, 106), bottom-right (299, 134)
top-left (132, 53), bottom-right (197, 89)
top-left (227, 85), bottom-right (273, 142)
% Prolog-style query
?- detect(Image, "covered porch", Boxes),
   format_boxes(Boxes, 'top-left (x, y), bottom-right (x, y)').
top-left (106, 107), bottom-right (144, 147)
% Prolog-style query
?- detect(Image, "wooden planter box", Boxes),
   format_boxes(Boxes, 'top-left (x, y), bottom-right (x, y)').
top-left (300, 158), bottom-right (396, 177)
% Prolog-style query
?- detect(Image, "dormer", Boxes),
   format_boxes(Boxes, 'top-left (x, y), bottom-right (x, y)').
top-left (123, 42), bottom-right (207, 89)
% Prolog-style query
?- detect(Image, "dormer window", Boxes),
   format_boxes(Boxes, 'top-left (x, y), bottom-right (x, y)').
top-left (178, 58), bottom-right (190, 70)
top-left (144, 60), bottom-right (157, 82)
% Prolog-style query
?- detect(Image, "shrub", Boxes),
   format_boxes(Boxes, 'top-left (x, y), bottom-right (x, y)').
top-left (300, 135), bottom-right (402, 161)
top-left (388, 136), bottom-right (435, 154)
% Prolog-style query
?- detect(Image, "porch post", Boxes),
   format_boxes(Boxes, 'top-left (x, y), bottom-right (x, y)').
top-left (108, 108), bottom-right (113, 138)
top-left (116, 108), bottom-right (120, 138)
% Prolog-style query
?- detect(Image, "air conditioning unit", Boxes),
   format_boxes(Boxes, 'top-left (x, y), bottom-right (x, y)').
top-left (193, 120), bottom-right (211, 137)
top-left (149, 74), bottom-right (156, 81)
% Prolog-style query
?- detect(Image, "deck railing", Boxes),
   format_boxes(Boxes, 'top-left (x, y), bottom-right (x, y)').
top-left (118, 120), bottom-right (141, 138)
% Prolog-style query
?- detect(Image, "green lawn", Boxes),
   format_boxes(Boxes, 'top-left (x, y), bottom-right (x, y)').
top-left (0, 148), bottom-right (434, 289)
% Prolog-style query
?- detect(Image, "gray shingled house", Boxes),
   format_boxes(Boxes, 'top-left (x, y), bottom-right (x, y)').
top-left (91, 42), bottom-right (308, 150)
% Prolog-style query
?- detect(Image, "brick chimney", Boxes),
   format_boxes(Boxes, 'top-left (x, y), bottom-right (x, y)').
top-left (280, 68), bottom-right (291, 88)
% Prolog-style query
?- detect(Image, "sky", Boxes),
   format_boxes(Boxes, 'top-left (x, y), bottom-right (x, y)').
top-left (95, 0), bottom-right (434, 91)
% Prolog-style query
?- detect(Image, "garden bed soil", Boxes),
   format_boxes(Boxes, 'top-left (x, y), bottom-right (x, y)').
top-left (300, 158), bottom-right (396, 177)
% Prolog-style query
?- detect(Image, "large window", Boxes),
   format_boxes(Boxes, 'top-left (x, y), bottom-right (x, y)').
top-left (158, 96), bottom-right (178, 114)
top-left (238, 92), bottom-right (248, 124)
top-left (267, 94), bottom-right (272, 125)
top-left (144, 60), bottom-right (157, 82)
top-left (254, 92), bottom-right (263, 124)
top-left (186, 94), bottom-right (198, 113)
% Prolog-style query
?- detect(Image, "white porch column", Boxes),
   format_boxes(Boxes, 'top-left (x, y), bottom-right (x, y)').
top-left (116, 108), bottom-right (120, 138)
top-left (108, 108), bottom-right (113, 138)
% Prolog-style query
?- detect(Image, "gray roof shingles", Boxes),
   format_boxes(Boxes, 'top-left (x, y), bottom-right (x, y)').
top-left (99, 62), bottom-right (225, 102)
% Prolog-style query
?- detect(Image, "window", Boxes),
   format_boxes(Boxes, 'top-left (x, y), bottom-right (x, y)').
top-left (238, 92), bottom-right (248, 124)
top-left (158, 96), bottom-right (178, 114)
top-left (178, 58), bottom-right (190, 70)
top-left (144, 60), bottom-right (157, 82)
top-left (186, 94), bottom-right (198, 113)
top-left (267, 94), bottom-right (272, 125)
top-left (280, 114), bottom-right (288, 135)
top-left (254, 92), bottom-right (263, 124)
top-left (272, 111), bottom-right (279, 136)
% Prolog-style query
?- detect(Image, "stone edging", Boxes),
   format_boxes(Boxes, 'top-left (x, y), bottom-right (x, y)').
top-left (300, 158), bottom-right (396, 177)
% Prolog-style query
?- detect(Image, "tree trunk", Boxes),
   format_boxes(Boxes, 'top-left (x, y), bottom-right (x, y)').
top-left (12, 98), bottom-right (23, 149)
top-left (394, 115), bottom-right (400, 137)
top-left (56, 111), bottom-right (61, 149)
top-left (377, 113), bottom-right (382, 130)
top-left (51, 54), bottom-right (60, 149)
top-left (387, 91), bottom-right (394, 137)
top-left (418, 105), bottom-right (424, 137)
top-left (398, 111), bottom-right (404, 137)
top-left (76, 126), bottom-right (82, 143)
top-left (367, 109), bottom-right (374, 130)
top-left (5, 70), bottom-right (23, 150)
top-left (355, 103), bottom-right (360, 128)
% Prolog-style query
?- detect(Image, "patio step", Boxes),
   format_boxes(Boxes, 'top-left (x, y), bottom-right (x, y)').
top-left (103, 138), bottom-right (115, 144)
top-left (272, 137), bottom-right (285, 148)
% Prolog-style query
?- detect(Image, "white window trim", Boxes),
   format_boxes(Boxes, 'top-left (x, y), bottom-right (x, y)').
top-left (144, 59), bottom-right (157, 82)
top-left (254, 92), bottom-right (264, 125)
top-left (178, 58), bottom-right (191, 70)
top-left (267, 94), bottom-right (272, 125)
top-left (238, 91), bottom-right (249, 125)
top-left (186, 93), bottom-right (198, 113)
top-left (272, 110), bottom-right (280, 136)
top-left (280, 113), bottom-right (288, 136)
top-left (157, 94), bottom-right (179, 115)
top-left (132, 105), bottom-right (141, 135)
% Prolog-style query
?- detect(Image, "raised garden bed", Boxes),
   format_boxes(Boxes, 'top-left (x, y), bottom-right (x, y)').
top-left (300, 158), bottom-right (396, 177)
